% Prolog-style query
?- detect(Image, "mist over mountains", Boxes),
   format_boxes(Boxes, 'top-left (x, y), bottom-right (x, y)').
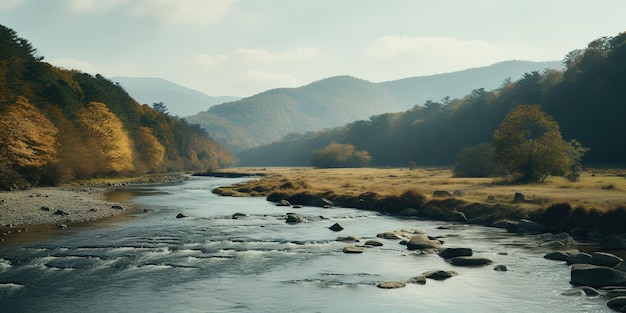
top-left (112, 76), bottom-right (239, 117)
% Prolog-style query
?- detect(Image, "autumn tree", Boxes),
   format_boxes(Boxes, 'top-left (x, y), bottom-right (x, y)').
top-left (493, 104), bottom-right (584, 183)
top-left (309, 142), bottom-right (371, 168)
top-left (0, 96), bottom-right (58, 189)
top-left (76, 102), bottom-right (134, 175)
top-left (134, 127), bottom-right (165, 173)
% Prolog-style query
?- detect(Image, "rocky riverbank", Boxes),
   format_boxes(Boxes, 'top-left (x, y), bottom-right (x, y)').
top-left (0, 186), bottom-right (136, 242)
top-left (0, 174), bottom-right (187, 244)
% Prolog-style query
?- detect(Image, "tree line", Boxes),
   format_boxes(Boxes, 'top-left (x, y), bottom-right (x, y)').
top-left (237, 32), bottom-right (626, 172)
top-left (0, 25), bottom-right (235, 190)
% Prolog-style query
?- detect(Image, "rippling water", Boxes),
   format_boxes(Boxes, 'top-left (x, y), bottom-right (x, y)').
top-left (0, 176), bottom-right (614, 312)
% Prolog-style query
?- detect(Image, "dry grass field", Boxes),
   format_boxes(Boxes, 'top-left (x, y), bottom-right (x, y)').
top-left (215, 167), bottom-right (626, 211)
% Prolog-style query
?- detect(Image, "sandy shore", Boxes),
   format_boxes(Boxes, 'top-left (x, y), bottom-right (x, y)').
top-left (0, 185), bottom-right (139, 243)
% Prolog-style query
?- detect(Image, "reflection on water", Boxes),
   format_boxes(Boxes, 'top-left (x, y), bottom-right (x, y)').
top-left (0, 176), bottom-right (615, 312)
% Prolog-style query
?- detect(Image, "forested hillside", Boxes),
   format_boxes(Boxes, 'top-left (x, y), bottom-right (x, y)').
top-left (187, 61), bottom-right (560, 153)
top-left (237, 33), bottom-right (626, 168)
top-left (0, 25), bottom-right (235, 190)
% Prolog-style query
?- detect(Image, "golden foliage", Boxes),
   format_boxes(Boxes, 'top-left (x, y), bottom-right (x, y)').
top-left (0, 96), bottom-right (57, 169)
top-left (134, 127), bottom-right (165, 173)
top-left (76, 102), bottom-right (134, 175)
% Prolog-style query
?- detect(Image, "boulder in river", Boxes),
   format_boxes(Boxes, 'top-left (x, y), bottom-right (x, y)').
top-left (328, 223), bottom-right (344, 232)
top-left (285, 213), bottom-right (306, 223)
top-left (566, 252), bottom-right (593, 265)
top-left (422, 270), bottom-right (458, 281)
top-left (376, 281), bottom-right (406, 289)
top-left (449, 256), bottom-right (493, 266)
top-left (607, 296), bottom-right (626, 309)
top-left (336, 236), bottom-right (360, 242)
top-left (364, 240), bottom-right (383, 247)
top-left (406, 234), bottom-right (442, 250)
top-left (276, 199), bottom-right (291, 207)
top-left (343, 246), bottom-right (364, 254)
top-left (407, 275), bottom-right (426, 285)
top-left (438, 247), bottom-right (473, 259)
top-left (232, 213), bottom-right (247, 219)
top-left (493, 265), bottom-right (508, 272)
top-left (591, 252), bottom-right (624, 267)
top-left (570, 264), bottom-right (626, 287)
top-left (176, 213), bottom-right (189, 218)
top-left (544, 249), bottom-right (580, 261)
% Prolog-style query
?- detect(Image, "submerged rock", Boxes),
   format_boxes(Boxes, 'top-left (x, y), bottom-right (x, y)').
top-left (449, 256), bottom-right (493, 266)
top-left (336, 236), bottom-right (360, 242)
top-left (276, 199), bottom-right (291, 207)
top-left (377, 281), bottom-right (406, 289)
top-left (343, 246), bottom-right (364, 254)
top-left (285, 213), bottom-right (306, 223)
top-left (364, 240), bottom-right (383, 247)
top-left (493, 265), bottom-right (508, 272)
top-left (407, 275), bottom-right (427, 285)
top-left (232, 213), bottom-right (247, 219)
top-left (176, 213), bottom-right (189, 218)
top-left (422, 270), bottom-right (458, 281)
top-left (438, 247), bottom-right (473, 259)
top-left (561, 286), bottom-right (599, 296)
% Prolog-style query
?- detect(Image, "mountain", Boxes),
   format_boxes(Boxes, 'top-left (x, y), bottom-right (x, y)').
top-left (380, 60), bottom-right (563, 105)
top-left (187, 60), bottom-right (563, 152)
top-left (236, 33), bottom-right (626, 168)
top-left (111, 76), bottom-right (239, 117)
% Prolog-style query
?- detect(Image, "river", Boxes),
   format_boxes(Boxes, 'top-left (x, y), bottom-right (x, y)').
top-left (0, 176), bottom-right (614, 312)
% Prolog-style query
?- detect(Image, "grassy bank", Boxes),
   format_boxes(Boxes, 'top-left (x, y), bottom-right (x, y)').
top-left (212, 167), bottom-right (626, 238)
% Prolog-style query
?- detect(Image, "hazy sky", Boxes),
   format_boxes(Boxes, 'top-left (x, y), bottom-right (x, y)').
top-left (1, 0), bottom-right (625, 97)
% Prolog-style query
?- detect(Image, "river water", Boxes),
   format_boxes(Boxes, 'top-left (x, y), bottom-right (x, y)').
top-left (0, 176), bottom-right (614, 312)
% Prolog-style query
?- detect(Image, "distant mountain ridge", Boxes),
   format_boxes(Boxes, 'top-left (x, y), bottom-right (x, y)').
top-left (112, 76), bottom-right (239, 117)
top-left (186, 60), bottom-right (563, 152)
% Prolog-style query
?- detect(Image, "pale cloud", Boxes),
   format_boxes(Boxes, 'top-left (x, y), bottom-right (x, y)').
top-left (189, 47), bottom-right (320, 69)
top-left (232, 47), bottom-right (320, 63)
top-left (0, 0), bottom-right (25, 10)
top-left (246, 70), bottom-right (300, 88)
top-left (64, 0), bottom-right (236, 25)
top-left (367, 36), bottom-right (496, 58)
top-left (128, 0), bottom-right (236, 25)
top-left (364, 36), bottom-right (546, 75)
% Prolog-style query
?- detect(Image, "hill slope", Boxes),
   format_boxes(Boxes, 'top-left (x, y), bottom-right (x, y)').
top-left (186, 76), bottom-right (402, 152)
top-left (236, 33), bottom-right (626, 167)
top-left (187, 61), bottom-right (562, 152)
top-left (0, 25), bottom-right (235, 189)
top-left (111, 76), bottom-right (239, 117)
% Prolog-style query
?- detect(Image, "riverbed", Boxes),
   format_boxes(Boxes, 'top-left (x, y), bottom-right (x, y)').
top-left (0, 176), bottom-right (613, 312)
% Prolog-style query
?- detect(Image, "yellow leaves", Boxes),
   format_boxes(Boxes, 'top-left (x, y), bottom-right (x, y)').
top-left (0, 96), bottom-right (58, 169)
top-left (134, 127), bottom-right (165, 173)
top-left (76, 102), bottom-right (134, 174)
